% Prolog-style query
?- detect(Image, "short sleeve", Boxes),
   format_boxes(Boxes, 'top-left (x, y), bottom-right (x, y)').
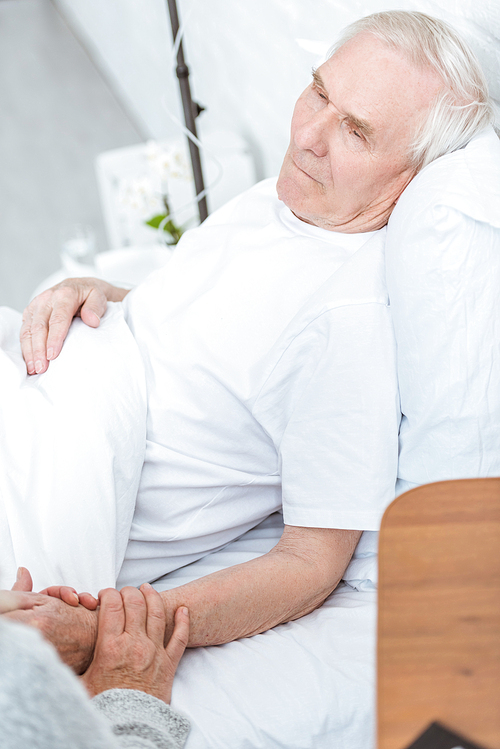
top-left (253, 303), bottom-right (399, 530)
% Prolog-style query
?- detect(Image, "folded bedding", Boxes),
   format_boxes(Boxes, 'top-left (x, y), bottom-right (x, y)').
top-left (0, 303), bottom-right (147, 593)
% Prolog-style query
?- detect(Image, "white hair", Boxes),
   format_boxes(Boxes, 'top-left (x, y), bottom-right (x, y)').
top-left (331, 11), bottom-right (495, 170)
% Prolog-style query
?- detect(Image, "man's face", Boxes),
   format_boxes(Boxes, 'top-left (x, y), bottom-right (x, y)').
top-left (276, 33), bottom-right (443, 233)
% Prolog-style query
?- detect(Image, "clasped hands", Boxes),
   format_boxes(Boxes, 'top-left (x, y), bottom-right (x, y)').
top-left (3, 568), bottom-right (189, 704)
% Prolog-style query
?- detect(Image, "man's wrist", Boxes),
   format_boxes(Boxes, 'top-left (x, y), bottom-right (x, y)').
top-left (160, 591), bottom-right (176, 648)
top-left (71, 606), bottom-right (98, 675)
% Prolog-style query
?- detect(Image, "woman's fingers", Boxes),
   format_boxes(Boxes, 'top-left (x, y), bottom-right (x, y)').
top-left (166, 607), bottom-right (190, 667)
top-left (11, 567), bottom-right (33, 592)
top-left (97, 588), bottom-right (126, 639)
top-left (140, 583), bottom-right (166, 645)
top-left (121, 586), bottom-right (148, 636)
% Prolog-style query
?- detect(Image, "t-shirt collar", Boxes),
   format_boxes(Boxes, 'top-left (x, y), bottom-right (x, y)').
top-left (279, 204), bottom-right (378, 250)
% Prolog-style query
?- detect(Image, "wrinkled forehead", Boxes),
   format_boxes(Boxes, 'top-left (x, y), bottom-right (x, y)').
top-left (318, 33), bottom-right (443, 146)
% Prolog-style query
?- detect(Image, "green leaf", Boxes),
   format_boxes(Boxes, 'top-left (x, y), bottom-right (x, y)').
top-left (145, 214), bottom-right (167, 229)
top-left (145, 214), bottom-right (184, 245)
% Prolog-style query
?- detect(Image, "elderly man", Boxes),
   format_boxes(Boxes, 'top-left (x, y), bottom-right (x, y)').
top-left (8, 11), bottom-right (494, 671)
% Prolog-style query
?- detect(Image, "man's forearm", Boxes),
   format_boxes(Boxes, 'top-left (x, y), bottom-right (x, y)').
top-left (159, 526), bottom-right (361, 647)
top-left (3, 527), bottom-right (360, 670)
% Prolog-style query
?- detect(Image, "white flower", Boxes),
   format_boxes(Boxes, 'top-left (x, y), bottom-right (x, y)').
top-left (116, 175), bottom-right (164, 218)
top-left (145, 140), bottom-right (192, 184)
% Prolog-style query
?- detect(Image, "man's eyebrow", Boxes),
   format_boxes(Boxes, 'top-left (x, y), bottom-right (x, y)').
top-left (311, 68), bottom-right (374, 138)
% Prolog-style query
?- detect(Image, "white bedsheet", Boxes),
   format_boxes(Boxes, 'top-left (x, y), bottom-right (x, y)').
top-left (159, 512), bottom-right (377, 749)
top-left (0, 304), bottom-right (147, 593)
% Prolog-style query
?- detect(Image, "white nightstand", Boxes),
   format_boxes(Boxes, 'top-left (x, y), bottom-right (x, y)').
top-left (30, 245), bottom-right (173, 300)
top-left (95, 130), bottom-right (257, 250)
top-left (31, 131), bottom-right (257, 300)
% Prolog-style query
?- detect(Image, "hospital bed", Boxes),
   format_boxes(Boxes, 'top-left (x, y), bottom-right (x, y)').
top-left (163, 122), bottom-right (500, 748)
top-left (1, 78), bottom-right (500, 749)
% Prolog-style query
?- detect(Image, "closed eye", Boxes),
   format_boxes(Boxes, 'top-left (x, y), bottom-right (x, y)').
top-left (312, 84), bottom-right (328, 101)
top-left (344, 120), bottom-right (365, 141)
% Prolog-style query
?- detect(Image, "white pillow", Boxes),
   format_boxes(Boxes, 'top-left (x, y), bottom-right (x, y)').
top-left (0, 303), bottom-right (147, 594)
top-left (386, 126), bottom-right (500, 493)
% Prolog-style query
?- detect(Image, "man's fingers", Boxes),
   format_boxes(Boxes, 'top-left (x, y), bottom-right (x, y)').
top-left (96, 588), bottom-right (126, 640)
top-left (11, 567), bottom-right (33, 592)
top-left (165, 607), bottom-right (190, 668)
top-left (40, 585), bottom-right (79, 607)
top-left (35, 586), bottom-right (97, 609)
top-left (44, 287), bottom-right (105, 358)
top-left (20, 310), bottom-right (35, 375)
top-left (29, 316), bottom-right (52, 375)
top-left (121, 586), bottom-right (147, 636)
top-left (78, 592), bottom-right (99, 611)
top-left (24, 292), bottom-right (67, 374)
top-left (20, 279), bottom-right (109, 375)
top-left (79, 289), bottom-right (107, 329)
top-left (43, 309), bottom-right (77, 364)
top-left (140, 583), bottom-right (166, 645)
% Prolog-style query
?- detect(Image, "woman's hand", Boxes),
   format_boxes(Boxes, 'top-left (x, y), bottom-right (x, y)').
top-left (2, 589), bottom-right (98, 674)
top-left (81, 585), bottom-right (189, 704)
top-left (20, 277), bottom-right (128, 375)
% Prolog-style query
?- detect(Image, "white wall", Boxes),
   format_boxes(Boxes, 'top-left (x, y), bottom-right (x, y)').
top-left (54, 0), bottom-right (500, 180)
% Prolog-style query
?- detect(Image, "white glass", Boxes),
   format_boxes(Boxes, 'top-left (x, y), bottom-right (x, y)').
top-left (60, 224), bottom-right (97, 274)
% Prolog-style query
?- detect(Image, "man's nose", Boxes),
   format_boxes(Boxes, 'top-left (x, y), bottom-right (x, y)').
top-left (294, 110), bottom-right (331, 158)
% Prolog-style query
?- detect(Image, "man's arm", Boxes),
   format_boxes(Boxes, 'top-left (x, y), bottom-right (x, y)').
top-left (6, 525), bottom-right (361, 670)
top-left (21, 278), bottom-right (129, 375)
top-left (158, 525), bottom-right (361, 646)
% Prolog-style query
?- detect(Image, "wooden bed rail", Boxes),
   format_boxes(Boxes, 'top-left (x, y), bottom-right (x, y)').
top-left (377, 478), bottom-right (500, 749)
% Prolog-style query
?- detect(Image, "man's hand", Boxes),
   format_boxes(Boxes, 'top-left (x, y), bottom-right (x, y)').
top-left (82, 585), bottom-right (189, 704)
top-left (2, 590), bottom-right (98, 674)
top-left (21, 277), bottom-right (129, 375)
top-left (41, 585), bottom-right (98, 610)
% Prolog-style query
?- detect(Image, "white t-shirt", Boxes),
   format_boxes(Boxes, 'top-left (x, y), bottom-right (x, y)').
top-left (118, 178), bottom-right (399, 586)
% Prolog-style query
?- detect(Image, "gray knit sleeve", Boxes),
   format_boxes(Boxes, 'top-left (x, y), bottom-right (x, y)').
top-left (92, 689), bottom-right (190, 749)
top-left (0, 619), bottom-right (190, 749)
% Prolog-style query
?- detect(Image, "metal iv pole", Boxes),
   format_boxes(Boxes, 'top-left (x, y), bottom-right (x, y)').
top-left (166, 0), bottom-right (209, 223)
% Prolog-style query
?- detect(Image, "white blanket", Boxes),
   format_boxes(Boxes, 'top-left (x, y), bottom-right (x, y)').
top-left (0, 303), bottom-right (377, 748)
top-left (0, 304), bottom-right (147, 593)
